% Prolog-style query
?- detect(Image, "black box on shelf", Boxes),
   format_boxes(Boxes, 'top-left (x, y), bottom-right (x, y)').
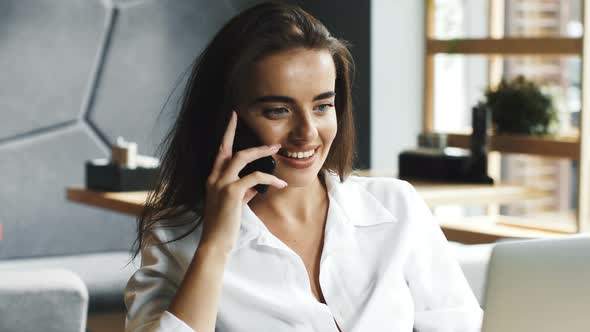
top-left (398, 103), bottom-right (494, 184)
top-left (399, 147), bottom-right (473, 182)
top-left (85, 159), bottom-right (159, 192)
top-left (398, 148), bottom-right (494, 184)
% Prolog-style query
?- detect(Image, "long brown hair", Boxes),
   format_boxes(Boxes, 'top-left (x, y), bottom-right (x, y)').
top-left (131, 1), bottom-right (356, 260)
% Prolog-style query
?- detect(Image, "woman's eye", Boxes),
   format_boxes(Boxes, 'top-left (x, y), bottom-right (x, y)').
top-left (315, 103), bottom-right (335, 112)
top-left (262, 107), bottom-right (290, 117)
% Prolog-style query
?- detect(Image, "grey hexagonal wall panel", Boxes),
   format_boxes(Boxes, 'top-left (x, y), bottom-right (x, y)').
top-left (0, 124), bottom-right (135, 259)
top-left (0, 0), bottom-right (108, 141)
top-left (89, 0), bottom-right (236, 156)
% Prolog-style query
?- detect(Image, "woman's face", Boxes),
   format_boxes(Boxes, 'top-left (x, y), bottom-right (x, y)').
top-left (236, 48), bottom-right (338, 187)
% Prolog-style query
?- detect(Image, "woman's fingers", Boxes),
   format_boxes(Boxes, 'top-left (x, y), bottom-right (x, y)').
top-left (222, 111), bottom-right (237, 154)
top-left (209, 111), bottom-right (237, 182)
top-left (208, 111), bottom-right (286, 203)
top-left (232, 171), bottom-right (288, 196)
top-left (243, 188), bottom-right (258, 204)
top-left (218, 144), bottom-right (281, 185)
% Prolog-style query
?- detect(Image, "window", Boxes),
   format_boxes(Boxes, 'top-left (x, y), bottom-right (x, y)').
top-left (425, 0), bottom-right (589, 236)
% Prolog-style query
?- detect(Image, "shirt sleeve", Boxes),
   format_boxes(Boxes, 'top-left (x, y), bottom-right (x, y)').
top-left (124, 227), bottom-right (196, 332)
top-left (401, 182), bottom-right (484, 332)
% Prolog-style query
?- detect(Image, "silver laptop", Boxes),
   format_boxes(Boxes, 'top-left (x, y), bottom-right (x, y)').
top-left (482, 235), bottom-right (590, 332)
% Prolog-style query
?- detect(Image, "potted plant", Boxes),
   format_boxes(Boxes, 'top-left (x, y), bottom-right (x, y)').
top-left (483, 75), bottom-right (558, 136)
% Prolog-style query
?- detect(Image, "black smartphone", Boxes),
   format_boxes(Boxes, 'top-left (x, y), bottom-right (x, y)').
top-left (232, 116), bottom-right (276, 193)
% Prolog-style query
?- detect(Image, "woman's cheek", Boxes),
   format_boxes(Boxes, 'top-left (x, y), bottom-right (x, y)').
top-left (260, 124), bottom-right (288, 145)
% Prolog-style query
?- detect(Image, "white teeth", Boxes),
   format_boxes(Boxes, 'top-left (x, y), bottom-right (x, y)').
top-left (282, 149), bottom-right (315, 159)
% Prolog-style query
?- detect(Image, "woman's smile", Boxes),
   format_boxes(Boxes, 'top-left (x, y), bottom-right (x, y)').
top-left (277, 146), bottom-right (319, 159)
top-left (276, 146), bottom-right (320, 169)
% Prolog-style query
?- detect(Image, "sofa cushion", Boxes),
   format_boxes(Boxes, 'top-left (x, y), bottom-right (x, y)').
top-left (0, 251), bottom-right (140, 313)
top-left (0, 268), bottom-right (88, 332)
top-left (448, 242), bottom-right (495, 306)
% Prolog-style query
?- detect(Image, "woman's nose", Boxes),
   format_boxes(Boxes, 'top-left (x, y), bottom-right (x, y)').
top-left (289, 112), bottom-right (317, 142)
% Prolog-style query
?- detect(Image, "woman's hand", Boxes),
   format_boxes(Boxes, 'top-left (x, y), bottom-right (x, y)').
top-left (199, 111), bottom-right (287, 254)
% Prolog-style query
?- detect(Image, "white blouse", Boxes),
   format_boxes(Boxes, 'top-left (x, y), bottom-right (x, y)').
top-left (125, 171), bottom-right (483, 332)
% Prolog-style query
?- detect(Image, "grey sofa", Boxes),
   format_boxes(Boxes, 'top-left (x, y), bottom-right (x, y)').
top-left (0, 252), bottom-right (140, 314)
top-left (0, 269), bottom-right (89, 332)
top-left (449, 242), bottom-right (495, 306)
top-left (0, 238), bottom-right (493, 332)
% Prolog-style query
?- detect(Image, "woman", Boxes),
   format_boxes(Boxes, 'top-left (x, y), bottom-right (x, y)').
top-left (125, 2), bottom-right (483, 331)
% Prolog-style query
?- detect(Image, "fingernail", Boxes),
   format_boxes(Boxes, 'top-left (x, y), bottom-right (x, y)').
top-left (281, 181), bottom-right (288, 188)
top-left (269, 144), bottom-right (281, 150)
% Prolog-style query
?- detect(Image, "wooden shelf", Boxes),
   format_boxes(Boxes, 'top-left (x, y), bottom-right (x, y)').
top-left (427, 37), bottom-right (582, 55)
top-left (412, 181), bottom-right (546, 207)
top-left (444, 133), bottom-right (580, 159)
top-left (439, 215), bottom-right (574, 244)
top-left (67, 187), bottom-right (147, 216)
top-left (355, 170), bottom-right (548, 206)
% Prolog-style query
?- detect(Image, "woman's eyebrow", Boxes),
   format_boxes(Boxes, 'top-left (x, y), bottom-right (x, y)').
top-left (252, 95), bottom-right (294, 104)
top-left (251, 91), bottom-right (336, 105)
top-left (313, 91), bottom-right (336, 101)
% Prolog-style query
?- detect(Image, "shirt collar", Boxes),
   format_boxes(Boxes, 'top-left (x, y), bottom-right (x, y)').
top-left (235, 204), bottom-right (265, 249)
top-left (233, 170), bottom-right (398, 250)
top-left (323, 170), bottom-right (398, 227)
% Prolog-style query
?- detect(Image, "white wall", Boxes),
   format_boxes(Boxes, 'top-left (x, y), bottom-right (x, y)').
top-left (371, 0), bottom-right (424, 173)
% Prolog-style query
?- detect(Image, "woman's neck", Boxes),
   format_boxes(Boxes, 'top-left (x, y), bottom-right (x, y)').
top-left (248, 173), bottom-right (328, 228)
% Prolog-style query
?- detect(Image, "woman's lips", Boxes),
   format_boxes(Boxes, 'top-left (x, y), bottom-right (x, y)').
top-left (276, 148), bottom-right (318, 169)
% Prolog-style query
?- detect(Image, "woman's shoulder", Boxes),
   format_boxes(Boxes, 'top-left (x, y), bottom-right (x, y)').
top-left (345, 173), bottom-right (413, 191)
top-left (327, 172), bottom-right (423, 224)
top-left (143, 206), bottom-right (204, 258)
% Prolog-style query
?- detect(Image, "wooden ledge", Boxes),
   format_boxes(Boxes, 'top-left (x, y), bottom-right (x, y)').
top-left (427, 37), bottom-right (582, 55)
top-left (445, 133), bottom-right (580, 159)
